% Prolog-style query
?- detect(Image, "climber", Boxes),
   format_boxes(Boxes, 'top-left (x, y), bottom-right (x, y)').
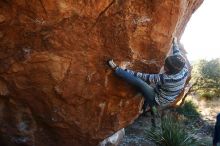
top-left (213, 113), bottom-right (220, 146)
top-left (107, 37), bottom-right (189, 114)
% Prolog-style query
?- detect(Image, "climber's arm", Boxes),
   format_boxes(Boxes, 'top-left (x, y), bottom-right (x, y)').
top-left (124, 69), bottom-right (164, 85)
top-left (172, 37), bottom-right (192, 74)
top-left (172, 37), bottom-right (181, 55)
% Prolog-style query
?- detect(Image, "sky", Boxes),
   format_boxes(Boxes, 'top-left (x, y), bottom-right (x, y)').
top-left (181, 0), bottom-right (220, 61)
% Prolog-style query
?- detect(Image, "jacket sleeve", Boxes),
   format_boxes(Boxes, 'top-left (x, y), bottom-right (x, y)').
top-left (124, 69), bottom-right (164, 85)
top-left (172, 42), bottom-right (181, 55)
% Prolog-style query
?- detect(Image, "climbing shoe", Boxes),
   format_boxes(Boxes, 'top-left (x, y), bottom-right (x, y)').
top-left (107, 59), bottom-right (118, 69)
top-left (151, 106), bottom-right (157, 115)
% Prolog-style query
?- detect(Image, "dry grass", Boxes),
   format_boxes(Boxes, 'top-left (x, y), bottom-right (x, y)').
top-left (187, 94), bottom-right (220, 124)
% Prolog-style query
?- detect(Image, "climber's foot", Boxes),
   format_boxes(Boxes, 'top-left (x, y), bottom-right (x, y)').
top-left (140, 105), bottom-right (151, 117)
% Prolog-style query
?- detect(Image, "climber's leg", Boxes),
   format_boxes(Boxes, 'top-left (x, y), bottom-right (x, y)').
top-left (115, 67), bottom-right (156, 108)
top-left (213, 113), bottom-right (220, 146)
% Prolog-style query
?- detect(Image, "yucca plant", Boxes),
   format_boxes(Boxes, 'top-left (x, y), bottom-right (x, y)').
top-left (145, 115), bottom-right (198, 146)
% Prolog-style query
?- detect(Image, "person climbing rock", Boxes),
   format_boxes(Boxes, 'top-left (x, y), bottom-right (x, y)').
top-left (213, 113), bottom-right (220, 146)
top-left (107, 37), bottom-right (189, 114)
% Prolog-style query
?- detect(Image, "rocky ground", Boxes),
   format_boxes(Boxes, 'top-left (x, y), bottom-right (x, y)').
top-left (119, 115), bottom-right (156, 146)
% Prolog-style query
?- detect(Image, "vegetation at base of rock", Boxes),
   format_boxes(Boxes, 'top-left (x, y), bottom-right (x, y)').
top-left (145, 115), bottom-right (198, 146)
top-left (176, 100), bottom-right (200, 119)
top-left (191, 58), bottom-right (220, 99)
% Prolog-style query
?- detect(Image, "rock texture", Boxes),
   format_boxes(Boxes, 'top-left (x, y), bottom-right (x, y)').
top-left (0, 0), bottom-right (203, 146)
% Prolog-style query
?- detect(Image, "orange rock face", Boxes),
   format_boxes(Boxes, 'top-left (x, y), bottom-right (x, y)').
top-left (0, 0), bottom-right (203, 146)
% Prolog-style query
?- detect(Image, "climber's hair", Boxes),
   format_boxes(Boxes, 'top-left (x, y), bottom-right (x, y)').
top-left (164, 55), bottom-right (185, 74)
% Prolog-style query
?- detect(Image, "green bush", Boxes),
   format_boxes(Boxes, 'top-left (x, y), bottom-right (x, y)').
top-left (200, 59), bottom-right (220, 80)
top-left (145, 115), bottom-right (198, 146)
top-left (191, 58), bottom-right (220, 99)
top-left (199, 90), bottom-right (215, 100)
top-left (176, 101), bottom-right (200, 119)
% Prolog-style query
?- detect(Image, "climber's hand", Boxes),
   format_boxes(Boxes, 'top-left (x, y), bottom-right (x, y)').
top-left (107, 59), bottom-right (118, 69)
top-left (173, 37), bottom-right (178, 45)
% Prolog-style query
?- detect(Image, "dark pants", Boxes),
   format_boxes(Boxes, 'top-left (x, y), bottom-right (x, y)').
top-left (115, 68), bottom-right (156, 110)
top-left (213, 113), bottom-right (220, 146)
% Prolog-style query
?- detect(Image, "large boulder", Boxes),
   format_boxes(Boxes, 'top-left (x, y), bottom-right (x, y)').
top-left (0, 0), bottom-right (203, 146)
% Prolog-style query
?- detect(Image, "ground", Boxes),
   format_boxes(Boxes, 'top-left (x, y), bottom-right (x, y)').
top-left (119, 116), bottom-right (156, 146)
top-left (119, 93), bottom-right (220, 146)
